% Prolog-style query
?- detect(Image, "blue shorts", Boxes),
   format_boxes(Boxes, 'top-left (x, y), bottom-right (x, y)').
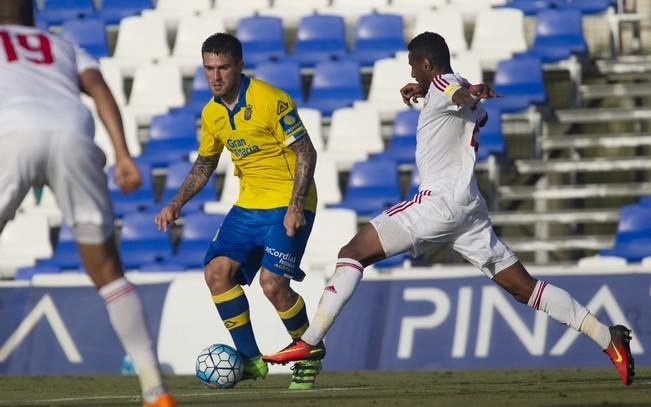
top-left (203, 206), bottom-right (315, 285)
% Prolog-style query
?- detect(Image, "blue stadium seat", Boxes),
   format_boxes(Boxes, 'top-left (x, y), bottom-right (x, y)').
top-left (476, 107), bottom-right (506, 161)
top-left (109, 162), bottom-right (156, 217)
top-left (374, 253), bottom-right (409, 269)
top-left (483, 57), bottom-right (547, 113)
top-left (177, 66), bottom-right (212, 117)
top-left (139, 112), bottom-right (198, 167)
top-left (599, 204), bottom-right (651, 262)
top-left (119, 211), bottom-right (173, 269)
top-left (37, 0), bottom-right (95, 26)
top-left (60, 18), bottom-right (109, 59)
top-left (524, 8), bottom-right (587, 62)
top-left (97, 0), bottom-right (153, 25)
top-left (639, 196), bottom-right (651, 207)
top-left (255, 62), bottom-right (304, 104)
top-left (166, 212), bottom-right (226, 267)
top-left (15, 265), bottom-right (61, 280)
top-left (559, 0), bottom-right (611, 14)
top-left (329, 159), bottom-right (402, 217)
top-left (289, 14), bottom-right (347, 67)
top-left (408, 168), bottom-right (421, 198)
top-left (304, 60), bottom-right (364, 116)
top-left (160, 161), bottom-right (219, 213)
top-left (37, 225), bottom-right (81, 270)
top-left (350, 13), bottom-right (405, 67)
top-left (138, 261), bottom-right (188, 272)
top-left (372, 109), bottom-right (419, 164)
top-left (236, 16), bottom-right (286, 69)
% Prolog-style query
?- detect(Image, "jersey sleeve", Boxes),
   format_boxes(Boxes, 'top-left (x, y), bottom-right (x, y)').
top-left (429, 74), bottom-right (466, 112)
top-left (73, 44), bottom-right (99, 74)
top-left (198, 110), bottom-right (224, 156)
top-left (269, 89), bottom-right (307, 147)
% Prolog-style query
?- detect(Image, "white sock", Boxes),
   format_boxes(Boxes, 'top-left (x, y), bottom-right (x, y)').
top-left (99, 278), bottom-right (165, 403)
top-left (528, 280), bottom-right (610, 348)
top-left (303, 258), bottom-right (363, 346)
top-left (579, 313), bottom-right (612, 350)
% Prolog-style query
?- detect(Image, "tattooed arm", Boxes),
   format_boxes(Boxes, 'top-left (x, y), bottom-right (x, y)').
top-left (154, 153), bottom-right (220, 231)
top-left (284, 135), bottom-right (317, 237)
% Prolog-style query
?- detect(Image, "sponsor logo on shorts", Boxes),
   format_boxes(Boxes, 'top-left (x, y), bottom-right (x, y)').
top-left (265, 246), bottom-right (297, 271)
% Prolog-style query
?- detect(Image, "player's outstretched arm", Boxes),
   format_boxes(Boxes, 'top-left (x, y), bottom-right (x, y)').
top-left (285, 135), bottom-right (317, 237)
top-left (453, 83), bottom-right (499, 111)
top-left (154, 154), bottom-right (220, 231)
top-left (80, 68), bottom-right (142, 193)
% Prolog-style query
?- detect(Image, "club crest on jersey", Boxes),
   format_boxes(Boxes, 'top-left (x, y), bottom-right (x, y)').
top-left (244, 104), bottom-right (253, 120)
top-left (276, 100), bottom-right (289, 115)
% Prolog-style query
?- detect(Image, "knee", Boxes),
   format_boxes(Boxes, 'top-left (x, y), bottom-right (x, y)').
top-left (204, 257), bottom-right (235, 295)
top-left (259, 273), bottom-right (291, 307)
top-left (338, 242), bottom-right (361, 260)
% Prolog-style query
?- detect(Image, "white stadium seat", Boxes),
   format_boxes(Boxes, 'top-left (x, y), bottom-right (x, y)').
top-left (99, 58), bottom-right (126, 106)
top-left (379, 0), bottom-right (447, 30)
top-left (212, 0), bottom-right (270, 31)
top-left (111, 14), bottom-right (169, 76)
top-left (470, 8), bottom-right (527, 69)
top-left (171, 14), bottom-right (226, 76)
top-left (412, 10), bottom-right (468, 56)
top-left (303, 208), bottom-right (358, 272)
top-left (314, 156), bottom-right (342, 208)
top-left (325, 105), bottom-right (383, 170)
top-left (297, 107), bottom-right (324, 152)
top-left (452, 52), bottom-right (483, 84)
top-left (261, 0), bottom-right (327, 30)
top-left (355, 56), bottom-right (414, 122)
top-left (127, 63), bottom-right (185, 124)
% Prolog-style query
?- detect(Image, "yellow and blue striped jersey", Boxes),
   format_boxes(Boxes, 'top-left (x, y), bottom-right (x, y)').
top-left (199, 75), bottom-right (317, 212)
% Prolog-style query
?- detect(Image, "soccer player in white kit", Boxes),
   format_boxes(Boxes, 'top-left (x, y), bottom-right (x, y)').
top-left (0, 1), bottom-right (175, 405)
top-left (263, 32), bottom-right (635, 386)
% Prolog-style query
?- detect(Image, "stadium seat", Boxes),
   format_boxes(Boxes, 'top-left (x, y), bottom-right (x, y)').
top-left (203, 170), bottom-right (239, 214)
top-left (119, 211), bottom-right (173, 269)
top-left (37, 0), bottom-right (95, 27)
top-left (451, 52), bottom-right (483, 84)
top-left (379, 0), bottom-right (446, 28)
top-left (98, 58), bottom-right (127, 106)
top-left (255, 62), bottom-right (304, 104)
top-left (599, 204), bottom-right (651, 262)
top-left (236, 16), bottom-right (286, 69)
top-left (60, 18), bottom-right (109, 59)
top-left (0, 211), bottom-right (53, 270)
top-left (329, 159), bottom-right (402, 217)
top-left (355, 56), bottom-right (414, 121)
top-left (297, 108), bottom-right (324, 152)
top-left (325, 105), bottom-right (383, 169)
top-left (303, 208), bottom-right (357, 270)
top-left (127, 62), bottom-right (185, 124)
top-left (108, 162), bottom-right (156, 216)
top-left (501, 0), bottom-right (551, 15)
top-left (483, 56), bottom-right (547, 113)
top-left (111, 14), bottom-right (169, 75)
top-left (160, 161), bottom-right (219, 213)
top-left (180, 66), bottom-right (212, 118)
top-left (211, 0), bottom-right (269, 31)
top-left (412, 10), bottom-right (468, 56)
top-left (139, 112), bottom-right (198, 167)
top-left (14, 265), bottom-right (61, 280)
top-left (320, 0), bottom-right (388, 26)
top-left (261, 0), bottom-right (328, 30)
top-left (372, 109), bottom-right (419, 165)
top-left (559, 0), bottom-right (612, 14)
top-left (447, 0), bottom-right (509, 21)
top-left (639, 196), bottom-right (651, 207)
top-left (313, 156), bottom-right (342, 208)
top-left (36, 224), bottom-right (81, 270)
top-left (171, 15), bottom-right (226, 76)
top-left (304, 60), bottom-right (364, 116)
top-left (408, 168), bottom-right (421, 197)
top-left (476, 107), bottom-right (506, 161)
top-left (524, 9), bottom-right (588, 63)
top-left (97, 0), bottom-right (153, 25)
top-left (350, 13), bottom-right (405, 67)
top-left (470, 8), bottom-right (527, 68)
top-left (288, 14), bottom-right (348, 67)
top-left (167, 212), bottom-right (226, 267)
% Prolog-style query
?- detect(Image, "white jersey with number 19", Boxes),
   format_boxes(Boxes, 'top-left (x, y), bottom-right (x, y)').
top-left (0, 24), bottom-right (98, 135)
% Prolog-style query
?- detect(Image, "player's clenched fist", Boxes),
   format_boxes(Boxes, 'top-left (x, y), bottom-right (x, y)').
top-left (400, 83), bottom-right (425, 106)
top-left (154, 202), bottom-right (181, 232)
top-left (113, 157), bottom-right (142, 193)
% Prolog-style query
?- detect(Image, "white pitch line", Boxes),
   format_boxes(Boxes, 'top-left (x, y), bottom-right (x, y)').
top-left (0, 386), bottom-right (371, 405)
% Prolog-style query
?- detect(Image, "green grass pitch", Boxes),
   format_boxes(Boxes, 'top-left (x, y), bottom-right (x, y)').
top-left (1, 368), bottom-right (649, 406)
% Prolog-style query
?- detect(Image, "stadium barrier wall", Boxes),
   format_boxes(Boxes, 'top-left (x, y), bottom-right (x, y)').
top-left (0, 267), bottom-right (649, 374)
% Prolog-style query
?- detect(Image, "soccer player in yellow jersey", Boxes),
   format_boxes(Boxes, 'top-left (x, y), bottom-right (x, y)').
top-left (154, 33), bottom-right (320, 389)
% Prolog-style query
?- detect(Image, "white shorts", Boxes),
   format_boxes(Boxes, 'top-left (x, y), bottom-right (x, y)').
top-left (370, 189), bottom-right (518, 278)
top-left (0, 131), bottom-right (114, 244)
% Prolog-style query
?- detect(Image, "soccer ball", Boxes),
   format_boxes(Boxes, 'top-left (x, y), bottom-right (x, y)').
top-left (195, 343), bottom-right (244, 389)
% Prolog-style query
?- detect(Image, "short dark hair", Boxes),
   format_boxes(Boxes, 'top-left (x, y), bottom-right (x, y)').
top-left (0, 0), bottom-right (34, 26)
top-left (408, 32), bottom-right (451, 71)
top-left (201, 33), bottom-right (243, 62)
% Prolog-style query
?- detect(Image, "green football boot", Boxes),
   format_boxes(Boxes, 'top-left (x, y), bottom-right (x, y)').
top-left (241, 355), bottom-right (269, 381)
top-left (288, 359), bottom-right (322, 390)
